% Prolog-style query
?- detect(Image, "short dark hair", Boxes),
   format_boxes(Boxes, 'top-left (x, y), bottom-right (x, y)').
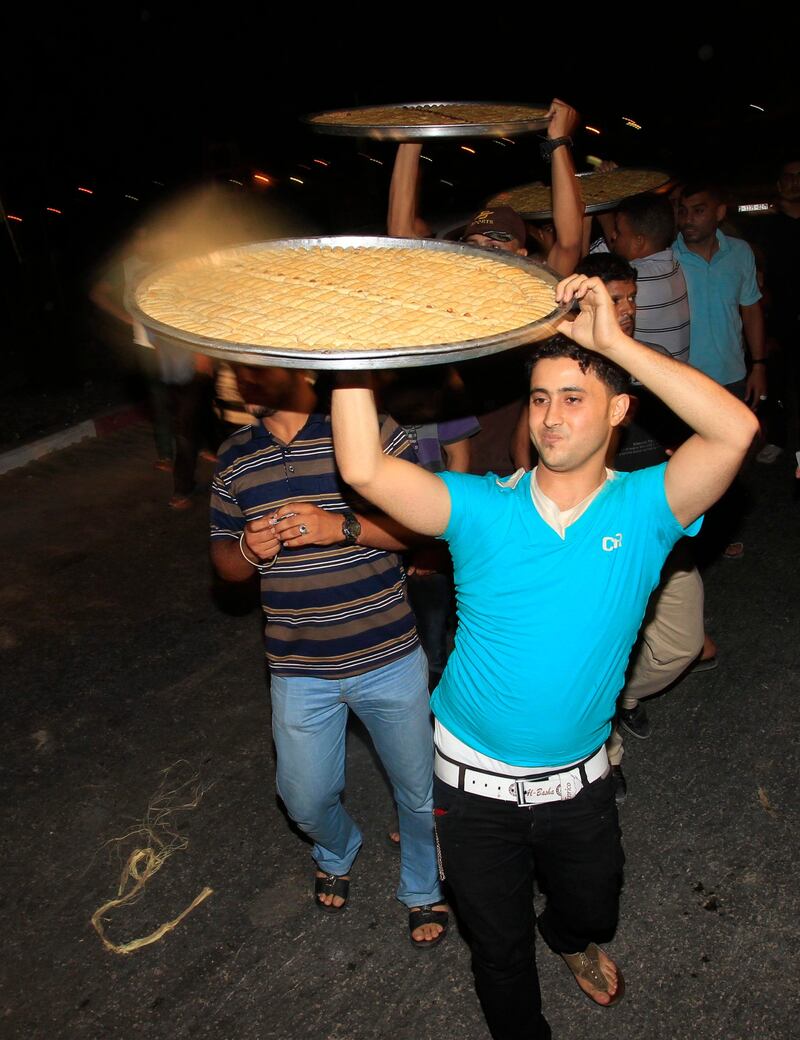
top-left (680, 181), bottom-right (727, 205)
top-left (576, 253), bottom-right (638, 285)
top-left (526, 334), bottom-right (630, 395)
top-left (615, 193), bottom-right (675, 252)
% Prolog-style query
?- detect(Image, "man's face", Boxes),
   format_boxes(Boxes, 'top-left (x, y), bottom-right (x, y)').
top-left (605, 279), bottom-right (637, 337)
top-left (777, 161), bottom-right (800, 202)
top-left (464, 234), bottom-right (527, 256)
top-left (677, 192), bottom-right (725, 243)
top-left (610, 213), bottom-right (641, 260)
top-left (528, 357), bottom-right (627, 472)
top-left (233, 365), bottom-right (297, 414)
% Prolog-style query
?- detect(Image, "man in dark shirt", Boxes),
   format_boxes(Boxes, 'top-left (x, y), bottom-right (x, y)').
top-left (755, 155), bottom-right (800, 462)
top-left (760, 156), bottom-right (800, 338)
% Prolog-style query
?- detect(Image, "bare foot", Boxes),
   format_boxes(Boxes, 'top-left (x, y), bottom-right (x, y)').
top-left (410, 903), bottom-right (449, 945)
top-left (701, 633), bottom-right (717, 661)
top-left (562, 944), bottom-right (624, 1006)
top-left (315, 870), bottom-right (349, 910)
top-left (388, 830), bottom-right (400, 847)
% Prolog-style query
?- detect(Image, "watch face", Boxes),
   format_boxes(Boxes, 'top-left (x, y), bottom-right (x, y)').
top-left (343, 514), bottom-right (361, 542)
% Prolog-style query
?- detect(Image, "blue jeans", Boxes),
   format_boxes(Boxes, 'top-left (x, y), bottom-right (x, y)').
top-left (270, 645), bottom-right (442, 908)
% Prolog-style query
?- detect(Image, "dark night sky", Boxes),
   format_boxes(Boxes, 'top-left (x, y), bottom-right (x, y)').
top-left (5, 6), bottom-right (800, 200)
top-left (3, 6), bottom-right (800, 273)
top-left (2, 4), bottom-right (799, 389)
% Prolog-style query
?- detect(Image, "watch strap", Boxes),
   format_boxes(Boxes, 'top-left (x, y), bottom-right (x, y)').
top-left (341, 510), bottom-right (361, 546)
top-left (540, 136), bottom-right (572, 161)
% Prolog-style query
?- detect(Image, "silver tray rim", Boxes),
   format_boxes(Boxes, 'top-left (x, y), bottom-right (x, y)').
top-left (127, 236), bottom-right (568, 371)
top-left (488, 168), bottom-right (674, 220)
top-left (302, 100), bottom-right (552, 140)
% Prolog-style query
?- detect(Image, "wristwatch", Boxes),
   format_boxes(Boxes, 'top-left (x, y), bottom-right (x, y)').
top-left (539, 136), bottom-right (572, 162)
top-left (341, 511), bottom-right (361, 546)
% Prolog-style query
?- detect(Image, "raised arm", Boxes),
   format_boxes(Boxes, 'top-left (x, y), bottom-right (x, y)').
top-left (556, 276), bottom-right (759, 527)
top-left (388, 143), bottom-right (424, 238)
top-left (331, 375), bottom-right (451, 535)
top-left (595, 211), bottom-right (617, 249)
top-left (545, 99), bottom-right (584, 276)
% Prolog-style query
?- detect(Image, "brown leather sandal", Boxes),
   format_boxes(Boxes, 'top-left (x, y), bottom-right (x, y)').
top-left (561, 943), bottom-right (625, 1005)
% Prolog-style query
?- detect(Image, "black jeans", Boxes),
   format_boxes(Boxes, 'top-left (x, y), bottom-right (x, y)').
top-left (433, 770), bottom-right (624, 1040)
top-left (407, 571), bottom-right (453, 688)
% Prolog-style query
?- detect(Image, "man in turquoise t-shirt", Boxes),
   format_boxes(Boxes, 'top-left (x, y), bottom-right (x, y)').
top-left (331, 276), bottom-right (757, 1040)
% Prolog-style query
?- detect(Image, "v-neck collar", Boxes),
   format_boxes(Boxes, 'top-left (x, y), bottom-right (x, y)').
top-left (528, 467), bottom-right (614, 541)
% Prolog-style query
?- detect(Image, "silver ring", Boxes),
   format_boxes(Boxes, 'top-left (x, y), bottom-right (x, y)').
top-left (298, 523), bottom-right (309, 535)
top-left (759, 395), bottom-right (768, 401)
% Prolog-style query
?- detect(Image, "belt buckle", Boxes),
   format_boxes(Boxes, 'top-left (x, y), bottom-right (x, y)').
top-left (514, 769), bottom-right (583, 806)
top-left (514, 776), bottom-right (556, 807)
top-left (514, 779), bottom-right (533, 807)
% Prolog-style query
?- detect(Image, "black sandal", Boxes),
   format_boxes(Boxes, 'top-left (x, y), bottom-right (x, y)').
top-left (408, 905), bottom-right (448, 948)
top-left (314, 872), bottom-right (349, 914)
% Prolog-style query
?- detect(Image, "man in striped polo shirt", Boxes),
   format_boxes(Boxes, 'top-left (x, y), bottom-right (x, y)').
top-left (210, 365), bottom-right (447, 946)
top-left (598, 192), bottom-right (691, 364)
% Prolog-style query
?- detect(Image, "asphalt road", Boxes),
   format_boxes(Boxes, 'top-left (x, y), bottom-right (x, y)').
top-left (1, 417), bottom-right (798, 1040)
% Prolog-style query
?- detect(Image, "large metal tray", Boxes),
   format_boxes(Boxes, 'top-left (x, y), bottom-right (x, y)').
top-left (127, 236), bottom-right (567, 371)
top-left (488, 168), bottom-right (673, 219)
top-left (303, 101), bottom-right (551, 140)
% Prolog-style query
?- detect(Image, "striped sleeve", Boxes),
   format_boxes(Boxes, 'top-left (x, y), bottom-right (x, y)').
top-left (380, 415), bottom-right (417, 462)
top-left (210, 469), bottom-right (246, 540)
top-left (631, 255), bottom-right (691, 363)
top-left (341, 416), bottom-right (418, 514)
